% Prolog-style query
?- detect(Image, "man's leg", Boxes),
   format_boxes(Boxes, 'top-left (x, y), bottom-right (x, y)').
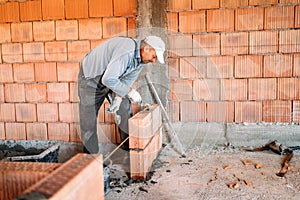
top-left (78, 67), bottom-right (108, 154)
top-left (116, 96), bottom-right (133, 151)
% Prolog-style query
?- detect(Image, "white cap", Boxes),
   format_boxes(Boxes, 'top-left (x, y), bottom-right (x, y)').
top-left (144, 36), bottom-right (165, 64)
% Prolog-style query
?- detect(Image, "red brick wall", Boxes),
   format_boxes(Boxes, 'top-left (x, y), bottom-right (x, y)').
top-left (0, 0), bottom-right (136, 142)
top-left (167, 0), bottom-right (300, 123)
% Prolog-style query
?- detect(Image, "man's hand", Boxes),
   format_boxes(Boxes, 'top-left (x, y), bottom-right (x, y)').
top-left (128, 89), bottom-right (142, 103)
top-left (106, 96), bottom-right (122, 113)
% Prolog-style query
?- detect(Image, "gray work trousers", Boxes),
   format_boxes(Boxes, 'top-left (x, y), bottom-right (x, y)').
top-left (78, 66), bottom-right (132, 154)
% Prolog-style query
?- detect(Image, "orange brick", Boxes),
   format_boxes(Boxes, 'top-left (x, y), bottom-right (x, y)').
top-left (0, 64), bottom-right (13, 83)
top-left (265, 6), bottom-right (294, 29)
top-left (127, 17), bottom-right (136, 38)
top-left (23, 154), bottom-right (104, 200)
top-left (193, 33), bottom-right (220, 56)
top-left (249, 0), bottom-right (277, 5)
top-left (0, 84), bottom-right (3, 102)
top-left (45, 41), bottom-right (67, 61)
top-left (207, 56), bottom-right (234, 78)
top-left (167, 12), bottom-right (178, 33)
top-left (179, 57), bottom-right (206, 78)
top-left (278, 78), bottom-right (300, 100)
top-left (263, 101), bottom-right (291, 122)
top-left (0, 23), bottom-right (11, 43)
top-left (235, 101), bottom-right (262, 122)
top-left (0, 2), bottom-right (19, 23)
top-left (221, 32), bottom-right (249, 55)
top-left (221, 79), bottom-right (247, 101)
top-left (130, 129), bottom-right (162, 180)
top-left (69, 82), bottom-right (79, 103)
top-left (37, 103), bottom-right (58, 122)
top-left (48, 123), bottom-right (70, 141)
top-left (168, 101), bottom-right (180, 122)
top-left (11, 22), bottom-right (33, 42)
top-left (114, 0), bottom-right (136, 16)
top-left (65, 0), bottom-right (88, 19)
top-left (250, 31), bottom-right (278, 54)
top-left (236, 7), bottom-right (264, 31)
top-left (220, 0), bottom-right (248, 7)
top-left (168, 0), bottom-right (191, 10)
top-left (235, 56), bottom-right (263, 78)
top-left (104, 102), bottom-right (114, 123)
top-left (170, 80), bottom-right (193, 100)
top-left (13, 63), bottom-right (35, 82)
top-left (5, 122), bottom-right (26, 140)
top-left (168, 58), bottom-right (179, 78)
top-left (181, 101), bottom-right (206, 122)
top-left (294, 54), bottom-right (300, 76)
top-left (59, 103), bottom-right (78, 122)
top-left (264, 54), bottom-right (293, 77)
top-left (23, 42), bottom-right (45, 62)
top-left (33, 21), bottom-right (55, 41)
top-left (69, 123), bottom-right (81, 142)
top-left (169, 34), bottom-right (193, 57)
top-left (0, 122), bottom-right (4, 139)
top-left (207, 9), bottom-right (234, 32)
top-left (47, 83), bottom-right (69, 102)
top-left (102, 17), bottom-right (127, 38)
top-left (26, 123), bottom-right (48, 140)
top-left (35, 62), bottom-right (57, 82)
top-left (129, 106), bottom-right (161, 149)
top-left (91, 39), bottom-right (106, 49)
top-left (25, 84), bottom-right (47, 102)
top-left (128, 111), bottom-right (154, 149)
top-left (89, 0), bottom-right (113, 17)
top-left (249, 78), bottom-right (276, 100)
top-left (0, 103), bottom-right (15, 121)
top-left (192, 0), bottom-right (219, 9)
top-left (68, 41), bottom-right (90, 61)
top-left (5, 83), bottom-right (25, 102)
top-left (207, 102), bottom-right (234, 122)
top-left (280, 0), bottom-right (300, 3)
top-left (16, 103), bottom-right (37, 122)
top-left (279, 30), bottom-right (300, 53)
top-left (193, 79), bottom-right (220, 100)
top-left (79, 19), bottom-right (102, 40)
top-left (57, 62), bottom-right (80, 82)
top-left (42, 0), bottom-right (65, 20)
top-left (296, 5), bottom-right (300, 28)
top-left (2, 43), bottom-right (23, 63)
top-left (293, 101), bottom-right (300, 122)
top-left (97, 104), bottom-right (105, 122)
top-left (97, 123), bottom-right (116, 143)
top-left (20, 0), bottom-right (42, 21)
top-left (179, 11), bottom-right (206, 33)
top-left (56, 20), bottom-right (78, 41)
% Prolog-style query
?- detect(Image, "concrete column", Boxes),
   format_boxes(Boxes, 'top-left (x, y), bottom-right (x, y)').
top-left (136, 0), bottom-right (169, 108)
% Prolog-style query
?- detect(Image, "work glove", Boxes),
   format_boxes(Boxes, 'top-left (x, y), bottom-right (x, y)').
top-left (127, 89), bottom-right (142, 103)
top-left (106, 95), bottom-right (122, 113)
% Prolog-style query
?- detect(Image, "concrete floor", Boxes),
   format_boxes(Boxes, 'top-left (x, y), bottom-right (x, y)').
top-left (105, 122), bottom-right (300, 200)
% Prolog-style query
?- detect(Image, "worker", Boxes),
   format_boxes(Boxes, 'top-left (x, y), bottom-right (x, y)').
top-left (78, 36), bottom-right (165, 154)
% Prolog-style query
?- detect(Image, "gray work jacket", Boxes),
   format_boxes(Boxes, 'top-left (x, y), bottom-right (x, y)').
top-left (82, 37), bottom-right (144, 97)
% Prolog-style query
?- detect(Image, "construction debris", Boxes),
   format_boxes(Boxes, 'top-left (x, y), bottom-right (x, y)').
top-left (242, 140), bottom-right (294, 177)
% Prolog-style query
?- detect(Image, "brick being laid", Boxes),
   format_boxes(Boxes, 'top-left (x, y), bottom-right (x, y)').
top-left (129, 104), bottom-right (162, 149)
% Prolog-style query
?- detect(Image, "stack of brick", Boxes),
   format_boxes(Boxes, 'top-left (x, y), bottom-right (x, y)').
top-left (129, 104), bottom-right (162, 180)
top-left (0, 161), bottom-right (61, 200)
top-left (18, 154), bottom-right (104, 200)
